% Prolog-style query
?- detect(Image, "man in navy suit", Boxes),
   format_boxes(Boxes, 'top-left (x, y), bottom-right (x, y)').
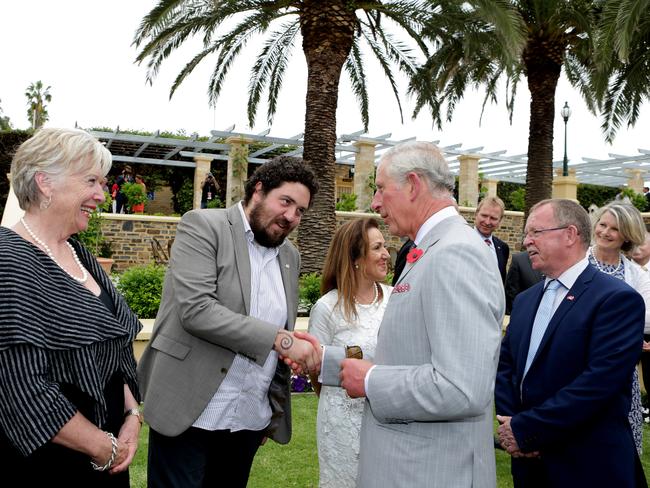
top-left (496, 199), bottom-right (647, 488)
top-left (474, 196), bottom-right (509, 282)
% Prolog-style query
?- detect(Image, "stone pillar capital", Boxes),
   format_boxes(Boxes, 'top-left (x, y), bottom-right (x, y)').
top-left (458, 155), bottom-right (480, 208)
top-left (225, 136), bottom-right (255, 146)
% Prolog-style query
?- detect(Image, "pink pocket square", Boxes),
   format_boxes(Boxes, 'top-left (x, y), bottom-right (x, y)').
top-left (392, 283), bottom-right (411, 294)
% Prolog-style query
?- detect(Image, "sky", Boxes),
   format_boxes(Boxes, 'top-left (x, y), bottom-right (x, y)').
top-left (2, 1), bottom-right (650, 175)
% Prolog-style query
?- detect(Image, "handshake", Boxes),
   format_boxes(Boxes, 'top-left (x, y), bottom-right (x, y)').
top-left (273, 330), bottom-right (322, 375)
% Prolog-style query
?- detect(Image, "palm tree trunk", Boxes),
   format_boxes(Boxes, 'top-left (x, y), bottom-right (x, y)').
top-left (297, 1), bottom-right (356, 273)
top-left (523, 36), bottom-right (563, 220)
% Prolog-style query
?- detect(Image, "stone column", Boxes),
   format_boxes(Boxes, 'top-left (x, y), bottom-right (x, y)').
top-left (353, 138), bottom-right (377, 211)
top-left (625, 169), bottom-right (645, 194)
top-left (226, 136), bottom-right (253, 207)
top-left (552, 168), bottom-right (578, 201)
top-left (458, 154), bottom-right (480, 207)
top-left (1, 173), bottom-right (24, 228)
top-left (193, 155), bottom-right (214, 210)
top-left (484, 178), bottom-right (498, 198)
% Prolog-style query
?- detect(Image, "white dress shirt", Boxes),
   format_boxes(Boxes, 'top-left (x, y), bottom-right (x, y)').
top-left (193, 202), bottom-right (287, 432)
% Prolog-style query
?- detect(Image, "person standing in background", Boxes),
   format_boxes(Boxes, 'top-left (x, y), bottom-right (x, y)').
top-left (201, 172), bottom-right (220, 208)
top-left (115, 165), bottom-right (133, 214)
top-left (474, 196), bottom-right (510, 283)
top-left (505, 251), bottom-right (544, 315)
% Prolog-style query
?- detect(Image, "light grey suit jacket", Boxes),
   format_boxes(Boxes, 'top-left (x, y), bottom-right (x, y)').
top-left (325, 214), bottom-right (504, 487)
top-left (137, 205), bottom-right (300, 443)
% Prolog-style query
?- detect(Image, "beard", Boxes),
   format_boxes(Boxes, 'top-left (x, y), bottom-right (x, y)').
top-left (248, 202), bottom-right (292, 248)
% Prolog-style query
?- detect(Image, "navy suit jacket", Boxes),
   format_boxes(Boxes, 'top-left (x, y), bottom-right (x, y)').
top-left (496, 264), bottom-right (646, 488)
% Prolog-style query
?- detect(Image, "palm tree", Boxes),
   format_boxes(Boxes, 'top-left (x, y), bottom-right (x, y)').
top-left (25, 81), bottom-right (52, 130)
top-left (0, 98), bottom-right (12, 131)
top-left (133, 0), bottom-right (435, 272)
top-left (410, 1), bottom-right (604, 216)
top-left (593, 0), bottom-right (650, 143)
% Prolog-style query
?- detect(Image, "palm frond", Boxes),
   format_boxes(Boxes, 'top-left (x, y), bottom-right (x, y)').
top-left (344, 39), bottom-right (370, 131)
top-left (247, 20), bottom-right (300, 126)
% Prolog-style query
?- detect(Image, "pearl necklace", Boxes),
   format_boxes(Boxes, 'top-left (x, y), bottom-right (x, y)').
top-left (21, 217), bottom-right (88, 283)
top-left (355, 282), bottom-right (379, 307)
top-left (589, 246), bottom-right (623, 276)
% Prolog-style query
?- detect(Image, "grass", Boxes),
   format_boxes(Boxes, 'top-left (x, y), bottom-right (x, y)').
top-left (130, 394), bottom-right (650, 487)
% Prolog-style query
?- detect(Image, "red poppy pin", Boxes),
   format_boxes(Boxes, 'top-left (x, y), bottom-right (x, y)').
top-left (406, 248), bottom-right (424, 264)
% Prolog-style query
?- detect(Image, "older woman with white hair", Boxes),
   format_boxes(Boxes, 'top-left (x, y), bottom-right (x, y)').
top-left (588, 201), bottom-right (650, 454)
top-left (0, 128), bottom-right (142, 487)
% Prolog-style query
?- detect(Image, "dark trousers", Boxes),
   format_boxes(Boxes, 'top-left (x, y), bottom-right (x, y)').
top-left (147, 427), bottom-right (265, 488)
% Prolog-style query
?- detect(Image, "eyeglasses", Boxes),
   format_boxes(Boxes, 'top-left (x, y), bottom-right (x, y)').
top-left (521, 226), bottom-right (569, 241)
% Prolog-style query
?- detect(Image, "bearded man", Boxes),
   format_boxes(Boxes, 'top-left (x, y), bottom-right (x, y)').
top-left (138, 156), bottom-right (321, 487)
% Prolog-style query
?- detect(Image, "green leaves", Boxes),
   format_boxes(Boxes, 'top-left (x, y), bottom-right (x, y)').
top-left (116, 264), bottom-right (167, 318)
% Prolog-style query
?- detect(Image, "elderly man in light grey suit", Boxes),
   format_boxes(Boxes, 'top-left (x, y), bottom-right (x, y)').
top-left (313, 141), bottom-right (504, 487)
top-left (138, 156), bottom-right (322, 488)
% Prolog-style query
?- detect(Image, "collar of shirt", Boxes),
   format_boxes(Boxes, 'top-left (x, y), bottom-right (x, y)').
top-left (474, 227), bottom-right (494, 245)
top-left (414, 205), bottom-right (458, 246)
top-left (237, 201), bottom-right (282, 255)
top-left (544, 256), bottom-right (589, 291)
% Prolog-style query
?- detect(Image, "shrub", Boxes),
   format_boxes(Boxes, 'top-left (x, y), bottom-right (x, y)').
top-left (299, 272), bottom-right (322, 313)
top-left (76, 191), bottom-right (113, 257)
top-left (175, 179), bottom-right (194, 215)
top-left (122, 182), bottom-right (147, 208)
top-left (618, 188), bottom-right (647, 212)
top-left (207, 195), bottom-right (224, 208)
top-left (508, 188), bottom-right (526, 211)
top-left (116, 264), bottom-right (166, 318)
top-left (336, 193), bottom-right (357, 211)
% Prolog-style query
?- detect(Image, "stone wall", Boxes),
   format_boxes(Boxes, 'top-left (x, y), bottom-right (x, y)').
top-left (102, 208), bottom-right (529, 272)
top-left (102, 214), bottom-right (179, 271)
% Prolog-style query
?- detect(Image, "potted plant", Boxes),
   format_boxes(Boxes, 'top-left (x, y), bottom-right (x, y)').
top-left (76, 191), bottom-right (114, 274)
top-left (122, 181), bottom-right (147, 214)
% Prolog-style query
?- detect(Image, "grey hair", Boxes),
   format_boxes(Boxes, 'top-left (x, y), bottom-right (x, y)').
top-left (593, 201), bottom-right (646, 252)
top-left (379, 141), bottom-right (454, 197)
top-left (11, 128), bottom-right (112, 210)
top-left (530, 199), bottom-right (592, 249)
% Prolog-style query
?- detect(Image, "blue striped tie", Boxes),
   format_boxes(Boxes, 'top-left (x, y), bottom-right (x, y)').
top-left (524, 279), bottom-right (562, 377)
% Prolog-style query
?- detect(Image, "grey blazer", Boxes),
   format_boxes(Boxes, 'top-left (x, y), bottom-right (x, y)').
top-left (137, 205), bottom-right (299, 443)
top-left (325, 214), bottom-right (504, 487)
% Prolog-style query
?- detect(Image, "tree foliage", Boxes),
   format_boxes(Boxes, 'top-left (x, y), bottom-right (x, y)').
top-left (410, 1), bottom-right (616, 217)
top-left (0, 99), bottom-right (12, 131)
top-left (25, 81), bottom-right (52, 130)
top-left (133, 0), bottom-right (433, 272)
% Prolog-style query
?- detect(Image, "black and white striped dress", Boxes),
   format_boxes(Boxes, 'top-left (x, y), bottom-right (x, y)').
top-left (0, 226), bottom-right (141, 486)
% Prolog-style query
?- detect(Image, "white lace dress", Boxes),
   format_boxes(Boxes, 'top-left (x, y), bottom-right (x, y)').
top-left (308, 284), bottom-right (391, 488)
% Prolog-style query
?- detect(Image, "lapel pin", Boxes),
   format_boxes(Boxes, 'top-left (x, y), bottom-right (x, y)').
top-left (566, 295), bottom-right (575, 301)
top-left (285, 264), bottom-right (290, 268)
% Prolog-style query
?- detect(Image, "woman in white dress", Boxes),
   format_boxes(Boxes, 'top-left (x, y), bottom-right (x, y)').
top-left (308, 217), bottom-right (391, 488)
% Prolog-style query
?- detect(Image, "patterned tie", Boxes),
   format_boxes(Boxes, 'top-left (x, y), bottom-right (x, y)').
top-left (484, 238), bottom-right (492, 247)
top-left (523, 279), bottom-right (562, 377)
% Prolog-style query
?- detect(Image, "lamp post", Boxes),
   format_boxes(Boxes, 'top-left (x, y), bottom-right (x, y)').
top-left (561, 101), bottom-right (571, 176)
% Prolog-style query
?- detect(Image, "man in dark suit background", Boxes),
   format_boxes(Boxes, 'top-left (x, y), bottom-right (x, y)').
top-left (474, 196), bottom-right (510, 282)
top-left (496, 198), bottom-right (646, 488)
top-left (391, 238), bottom-right (414, 285)
top-left (504, 251), bottom-right (543, 314)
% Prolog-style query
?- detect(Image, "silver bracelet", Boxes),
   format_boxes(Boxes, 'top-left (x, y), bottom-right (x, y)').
top-left (90, 431), bottom-right (117, 471)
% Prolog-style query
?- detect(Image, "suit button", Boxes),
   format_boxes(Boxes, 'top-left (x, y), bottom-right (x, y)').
top-left (221, 368), bottom-right (228, 374)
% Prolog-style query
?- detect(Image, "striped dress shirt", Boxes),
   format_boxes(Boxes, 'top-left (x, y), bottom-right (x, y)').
top-left (193, 203), bottom-right (287, 432)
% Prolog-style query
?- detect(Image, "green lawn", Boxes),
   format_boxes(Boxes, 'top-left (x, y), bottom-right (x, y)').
top-left (130, 394), bottom-right (650, 487)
